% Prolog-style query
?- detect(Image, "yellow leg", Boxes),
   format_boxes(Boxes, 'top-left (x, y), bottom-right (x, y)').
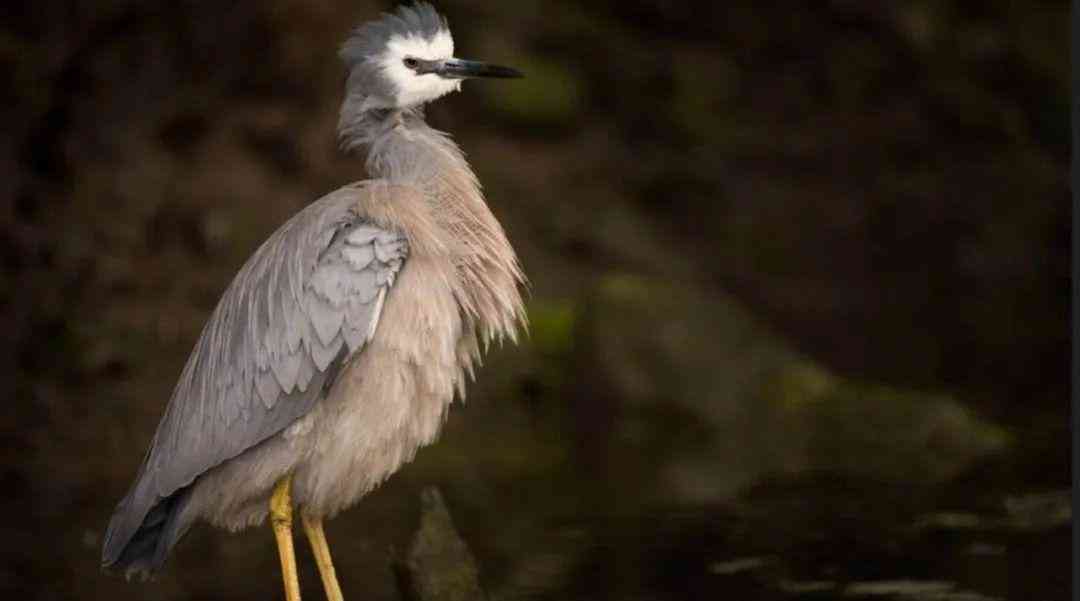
top-left (270, 474), bottom-right (302, 601)
top-left (302, 515), bottom-right (345, 601)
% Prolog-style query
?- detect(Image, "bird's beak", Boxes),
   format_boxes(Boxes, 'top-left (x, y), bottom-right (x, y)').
top-left (436, 58), bottom-right (523, 79)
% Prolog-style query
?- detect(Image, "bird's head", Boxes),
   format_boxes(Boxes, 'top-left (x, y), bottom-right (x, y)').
top-left (340, 2), bottom-right (521, 110)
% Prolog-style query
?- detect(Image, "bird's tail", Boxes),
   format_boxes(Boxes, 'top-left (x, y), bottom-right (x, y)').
top-left (101, 481), bottom-right (194, 579)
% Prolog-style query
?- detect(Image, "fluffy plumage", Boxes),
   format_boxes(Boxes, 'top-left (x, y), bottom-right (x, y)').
top-left (103, 2), bottom-right (526, 577)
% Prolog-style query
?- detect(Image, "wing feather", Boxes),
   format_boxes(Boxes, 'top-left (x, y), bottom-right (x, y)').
top-left (102, 182), bottom-right (410, 568)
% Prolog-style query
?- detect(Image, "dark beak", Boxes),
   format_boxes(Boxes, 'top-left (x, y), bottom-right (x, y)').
top-left (437, 58), bottom-right (523, 79)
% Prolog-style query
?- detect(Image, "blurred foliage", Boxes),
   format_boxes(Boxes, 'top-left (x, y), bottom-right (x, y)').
top-left (484, 55), bottom-right (583, 127)
top-left (523, 299), bottom-right (577, 357)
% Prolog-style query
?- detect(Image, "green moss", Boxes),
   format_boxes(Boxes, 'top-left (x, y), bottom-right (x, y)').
top-left (766, 362), bottom-right (836, 410)
top-left (767, 373), bottom-right (1014, 483)
top-left (525, 298), bottom-right (578, 357)
top-left (597, 273), bottom-right (654, 305)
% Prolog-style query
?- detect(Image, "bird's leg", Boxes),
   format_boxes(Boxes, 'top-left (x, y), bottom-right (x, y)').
top-left (302, 514), bottom-right (345, 601)
top-left (270, 474), bottom-right (302, 601)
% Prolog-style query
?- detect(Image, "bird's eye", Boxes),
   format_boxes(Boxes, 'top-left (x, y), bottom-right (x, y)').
top-left (403, 57), bottom-right (419, 69)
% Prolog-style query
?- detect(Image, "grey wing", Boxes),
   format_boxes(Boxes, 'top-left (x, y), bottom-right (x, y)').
top-left (102, 183), bottom-right (407, 568)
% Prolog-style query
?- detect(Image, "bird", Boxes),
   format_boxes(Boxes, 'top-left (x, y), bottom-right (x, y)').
top-left (101, 4), bottom-right (526, 600)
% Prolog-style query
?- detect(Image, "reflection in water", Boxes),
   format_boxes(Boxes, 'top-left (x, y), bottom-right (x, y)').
top-left (478, 485), bottom-right (1068, 600)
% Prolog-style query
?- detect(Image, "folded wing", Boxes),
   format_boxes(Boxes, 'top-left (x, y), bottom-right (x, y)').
top-left (102, 182), bottom-right (409, 571)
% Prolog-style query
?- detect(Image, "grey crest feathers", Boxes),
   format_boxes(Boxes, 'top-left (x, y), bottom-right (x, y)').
top-left (101, 183), bottom-right (407, 574)
top-left (339, 2), bottom-right (448, 67)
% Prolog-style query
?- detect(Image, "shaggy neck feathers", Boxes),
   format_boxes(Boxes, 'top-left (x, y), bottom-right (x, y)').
top-left (339, 107), bottom-right (527, 347)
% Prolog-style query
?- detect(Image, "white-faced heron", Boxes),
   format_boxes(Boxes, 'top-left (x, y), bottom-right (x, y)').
top-left (101, 4), bottom-right (526, 599)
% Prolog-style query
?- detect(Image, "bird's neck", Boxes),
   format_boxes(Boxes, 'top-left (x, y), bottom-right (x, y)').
top-left (337, 106), bottom-right (407, 159)
top-left (338, 106), bottom-right (472, 186)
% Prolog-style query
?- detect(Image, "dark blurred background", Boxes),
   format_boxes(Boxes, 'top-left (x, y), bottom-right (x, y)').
top-left (1, 1), bottom-right (1070, 599)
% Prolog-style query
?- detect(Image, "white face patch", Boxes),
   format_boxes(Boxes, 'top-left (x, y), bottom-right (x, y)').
top-left (377, 29), bottom-right (461, 107)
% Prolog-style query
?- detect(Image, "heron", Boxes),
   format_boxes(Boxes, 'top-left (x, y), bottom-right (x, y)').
top-left (101, 4), bottom-right (526, 600)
